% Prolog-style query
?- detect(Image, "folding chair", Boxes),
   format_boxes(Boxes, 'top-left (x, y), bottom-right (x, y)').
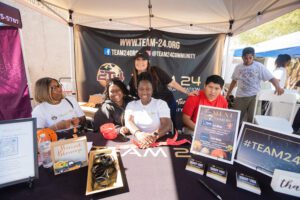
top-left (253, 90), bottom-right (297, 135)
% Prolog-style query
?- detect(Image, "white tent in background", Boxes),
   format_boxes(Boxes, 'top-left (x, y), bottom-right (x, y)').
top-left (224, 31), bottom-right (300, 84)
top-left (233, 31), bottom-right (300, 57)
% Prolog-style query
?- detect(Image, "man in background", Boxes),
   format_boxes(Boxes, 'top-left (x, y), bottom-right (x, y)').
top-left (226, 47), bottom-right (283, 123)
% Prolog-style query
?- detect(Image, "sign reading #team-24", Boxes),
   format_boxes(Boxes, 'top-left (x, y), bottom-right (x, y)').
top-left (235, 122), bottom-right (300, 177)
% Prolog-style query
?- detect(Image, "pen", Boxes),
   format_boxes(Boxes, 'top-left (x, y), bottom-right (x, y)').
top-left (197, 179), bottom-right (222, 200)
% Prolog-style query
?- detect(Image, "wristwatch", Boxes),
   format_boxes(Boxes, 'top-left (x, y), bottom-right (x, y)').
top-left (133, 129), bottom-right (140, 136)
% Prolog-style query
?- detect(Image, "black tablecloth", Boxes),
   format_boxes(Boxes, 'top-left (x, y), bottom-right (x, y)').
top-left (0, 132), bottom-right (298, 200)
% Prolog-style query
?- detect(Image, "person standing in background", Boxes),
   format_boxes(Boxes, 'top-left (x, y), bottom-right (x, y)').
top-left (226, 47), bottom-right (284, 123)
top-left (292, 80), bottom-right (300, 134)
top-left (273, 54), bottom-right (291, 88)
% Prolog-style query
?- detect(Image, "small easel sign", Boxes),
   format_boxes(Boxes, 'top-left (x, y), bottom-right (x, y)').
top-left (271, 169), bottom-right (300, 197)
top-left (51, 136), bottom-right (88, 175)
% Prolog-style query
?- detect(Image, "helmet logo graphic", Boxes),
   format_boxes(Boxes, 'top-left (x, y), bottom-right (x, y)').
top-left (97, 63), bottom-right (125, 87)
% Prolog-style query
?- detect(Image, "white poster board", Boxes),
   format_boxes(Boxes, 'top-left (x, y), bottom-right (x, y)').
top-left (191, 106), bottom-right (240, 164)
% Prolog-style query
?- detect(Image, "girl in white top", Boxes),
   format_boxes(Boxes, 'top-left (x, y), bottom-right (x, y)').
top-left (32, 77), bottom-right (85, 131)
top-left (273, 54), bottom-right (291, 88)
top-left (125, 72), bottom-right (172, 149)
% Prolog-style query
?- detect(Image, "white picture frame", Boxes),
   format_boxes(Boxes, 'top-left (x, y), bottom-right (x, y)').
top-left (0, 118), bottom-right (38, 188)
top-left (191, 106), bottom-right (240, 164)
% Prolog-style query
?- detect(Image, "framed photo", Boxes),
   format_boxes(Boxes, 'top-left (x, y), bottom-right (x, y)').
top-left (191, 106), bottom-right (240, 164)
top-left (0, 118), bottom-right (38, 188)
top-left (51, 136), bottom-right (88, 175)
top-left (235, 122), bottom-right (300, 177)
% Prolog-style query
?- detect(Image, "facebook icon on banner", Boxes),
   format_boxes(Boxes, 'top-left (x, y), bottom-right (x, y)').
top-left (104, 48), bottom-right (111, 56)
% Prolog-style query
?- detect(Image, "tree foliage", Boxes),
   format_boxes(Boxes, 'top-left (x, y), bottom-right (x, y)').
top-left (237, 9), bottom-right (300, 45)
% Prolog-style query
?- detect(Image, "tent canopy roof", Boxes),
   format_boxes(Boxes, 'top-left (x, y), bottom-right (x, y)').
top-left (17, 0), bottom-right (300, 34)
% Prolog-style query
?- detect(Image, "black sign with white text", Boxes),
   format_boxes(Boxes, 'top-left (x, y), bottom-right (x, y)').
top-left (235, 123), bottom-right (300, 177)
top-left (74, 25), bottom-right (225, 129)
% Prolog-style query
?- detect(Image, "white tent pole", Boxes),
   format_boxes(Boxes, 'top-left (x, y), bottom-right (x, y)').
top-left (221, 35), bottom-right (231, 80)
top-left (68, 25), bottom-right (76, 98)
top-left (148, 0), bottom-right (153, 29)
top-left (19, 28), bottom-right (34, 107)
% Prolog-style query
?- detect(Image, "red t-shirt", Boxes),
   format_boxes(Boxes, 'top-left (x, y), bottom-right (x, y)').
top-left (182, 90), bottom-right (228, 123)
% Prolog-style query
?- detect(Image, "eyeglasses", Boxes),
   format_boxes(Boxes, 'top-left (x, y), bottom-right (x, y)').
top-left (92, 153), bottom-right (117, 189)
top-left (50, 84), bottom-right (62, 91)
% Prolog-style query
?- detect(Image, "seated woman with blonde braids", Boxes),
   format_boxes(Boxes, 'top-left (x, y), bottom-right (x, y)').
top-left (125, 72), bottom-right (172, 149)
top-left (32, 77), bottom-right (86, 133)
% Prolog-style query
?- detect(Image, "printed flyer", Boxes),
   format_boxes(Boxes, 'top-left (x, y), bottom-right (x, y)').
top-left (191, 106), bottom-right (240, 164)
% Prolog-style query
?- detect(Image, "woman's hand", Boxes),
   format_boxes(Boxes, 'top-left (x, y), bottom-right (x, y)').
top-left (135, 132), bottom-right (157, 149)
top-left (71, 117), bottom-right (80, 126)
top-left (188, 90), bottom-right (198, 96)
top-left (55, 120), bottom-right (72, 130)
top-left (120, 126), bottom-right (129, 135)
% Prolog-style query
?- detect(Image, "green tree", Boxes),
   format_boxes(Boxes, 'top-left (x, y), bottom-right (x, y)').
top-left (237, 9), bottom-right (300, 45)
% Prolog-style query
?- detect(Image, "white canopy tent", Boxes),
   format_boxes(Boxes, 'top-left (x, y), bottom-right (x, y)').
top-left (14, 0), bottom-right (300, 34)
top-left (2, 0), bottom-right (300, 101)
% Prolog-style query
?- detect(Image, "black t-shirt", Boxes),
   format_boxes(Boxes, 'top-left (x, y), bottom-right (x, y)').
top-left (93, 97), bottom-right (133, 132)
top-left (129, 66), bottom-right (174, 105)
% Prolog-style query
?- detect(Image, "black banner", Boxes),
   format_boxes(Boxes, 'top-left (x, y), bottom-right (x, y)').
top-left (74, 25), bottom-right (225, 129)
